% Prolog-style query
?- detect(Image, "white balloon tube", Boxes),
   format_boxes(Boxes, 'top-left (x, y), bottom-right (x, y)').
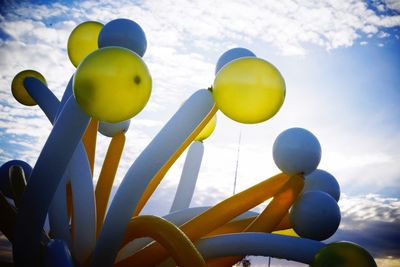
top-left (48, 172), bottom-right (70, 246)
top-left (116, 207), bottom-right (258, 262)
top-left (55, 76), bottom-right (73, 119)
top-left (195, 233), bottom-right (325, 264)
top-left (25, 77), bottom-right (97, 261)
top-left (24, 77), bottom-right (72, 246)
top-left (92, 90), bottom-right (217, 267)
top-left (170, 141), bottom-right (204, 213)
top-left (69, 143), bottom-right (97, 264)
top-left (13, 93), bottom-right (90, 265)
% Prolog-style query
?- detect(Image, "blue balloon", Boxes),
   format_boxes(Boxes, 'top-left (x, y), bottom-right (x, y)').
top-left (304, 169), bottom-right (341, 202)
top-left (0, 160), bottom-right (32, 198)
top-left (98, 119), bottom-right (131, 137)
top-left (215, 47), bottom-right (256, 74)
top-left (98, 18), bottom-right (147, 56)
top-left (290, 191), bottom-right (341, 241)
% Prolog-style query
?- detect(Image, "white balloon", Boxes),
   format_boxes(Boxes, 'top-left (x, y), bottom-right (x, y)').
top-left (98, 120), bottom-right (130, 137)
top-left (290, 191), bottom-right (340, 241)
top-left (304, 169), bottom-right (340, 201)
top-left (215, 47), bottom-right (256, 75)
top-left (273, 127), bottom-right (321, 175)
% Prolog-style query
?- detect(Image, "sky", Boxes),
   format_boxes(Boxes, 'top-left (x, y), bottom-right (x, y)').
top-left (0, 0), bottom-right (399, 266)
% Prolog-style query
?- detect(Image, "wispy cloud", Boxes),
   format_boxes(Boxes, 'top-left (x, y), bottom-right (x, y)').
top-left (0, 1), bottom-right (399, 265)
top-left (327, 194), bottom-right (400, 259)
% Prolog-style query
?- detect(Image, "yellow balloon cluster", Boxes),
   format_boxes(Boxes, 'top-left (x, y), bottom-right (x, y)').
top-left (212, 57), bottom-right (286, 124)
top-left (11, 70), bottom-right (47, 106)
top-left (73, 47), bottom-right (152, 123)
top-left (67, 21), bottom-right (103, 67)
top-left (194, 114), bottom-right (217, 141)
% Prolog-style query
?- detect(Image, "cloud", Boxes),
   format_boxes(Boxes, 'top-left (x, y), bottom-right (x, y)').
top-left (0, 1), bottom-right (399, 265)
top-left (327, 194), bottom-right (400, 258)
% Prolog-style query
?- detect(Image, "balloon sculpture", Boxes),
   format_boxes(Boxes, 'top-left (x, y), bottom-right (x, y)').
top-left (0, 18), bottom-right (377, 267)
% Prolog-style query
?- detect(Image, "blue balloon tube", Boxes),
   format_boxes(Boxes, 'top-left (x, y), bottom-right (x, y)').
top-left (44, 239), bottom-right (75, 267)
top-left (170, 141), bottom-right (204, 213)
top-left (48, 172), bottom-right (71, 246)
top-left (13, 93), bottom-right (90, 265)
top-left (56, 76), bottom-right (73, 119)
top-left (24, 77), bottom-right (60, 123)
top-left (195, 233), bottom-right (325, 264)
top-left (24, 76), bottom-right (96, 260)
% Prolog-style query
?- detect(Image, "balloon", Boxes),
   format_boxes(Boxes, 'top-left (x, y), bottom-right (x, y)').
top-left (0, 191), bottom-right (17, 242)
top-left (56, 76), bottom-right (73, 119)
top-left (11, 70), bottom-right (47, 106)
top-left (194, 114), bottom-right (216, 141)
top-left (91, 89), bottom-right (216, 267)
top-left (13, 96), bottom-right (90, 266)
top-left (273, 228), bottom-right (299, 237)
top-left (312, 241), bottom-right (377, 267)
top-left (290, 191), bottom-right (341, 241)
top-left (69, 143), bottom-right (97, 265)
top-left (96, 132), bottom-right (126, 236)
top-left (44, 239), bottom-right (74, 267)
top-left (212, 174), bottom-right (304, 267)
top-left (23, 77), bottom-right (59, 123)
top-left (215, 47), bottom-right (256, 75)
top-left (48, 173), bottom-right (71, 247)
top-left (82, 118), bottom-right (98, 173)
top-left (304, 169), bottom-right (340, 201)
top-left (67, 21), bottom-right (103, 67)
top-left (212, 57), bottom-right (285, 124)
top-left (73, 47), bottom-right (152, 123)
top-left (273, 127), bottom-right (321, 175)
top-left (98, 18), bottom-right (147, 57)
top-left (0, 160), bottom-right (32, 198)
top-left (98, 120), bottom-right (131, 137)
top-left (8, 165), bottom-right (27, 207)
top-left (117, 207), bottom-right (258, 262)
top-left (115, 173), bottom-right (290, 267)
top-left (196, 233), bottom-right (324, 264)
top-left (170, 141), bottom-right (204, 212)
top-left (120, 215), bottom-right (206, 267)
top-left (23, 77), bottom-right (96, 257)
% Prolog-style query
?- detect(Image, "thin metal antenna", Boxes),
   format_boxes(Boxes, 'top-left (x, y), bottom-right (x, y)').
top-left (232, 130), bottom-right (242, 195)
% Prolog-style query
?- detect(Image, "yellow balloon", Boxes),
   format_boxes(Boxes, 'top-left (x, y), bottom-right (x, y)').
top-left (273, 228), bottom-right (299, 237)
top-left (212, 57), bottom-right (285, 124)
top-left (67, 21), bottom-right (103, 67)
top-left (11, 70), bottom-right (47, 106)
top-left (194, 114), bottom-right (216, 141)
top-left (73, 47), bottom-right (152, 123)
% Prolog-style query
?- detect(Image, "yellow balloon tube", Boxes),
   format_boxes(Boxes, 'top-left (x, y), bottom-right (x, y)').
top-left (133, 105), bottom-right (218, 216)
top-left (204, 217), bottom-right (255, 237)
top-left (205, 212), bottom-right (291, 238)
top-left (119, 215), bottom-right (206, 267)
top-left (208, 174), bottom-right (304, 267)
top-left (82, 118), bottom-right (98, 175)
top-left (96, 132), bottom-right (126, 237)
top-left (116, 173), bottom-right (290, 267)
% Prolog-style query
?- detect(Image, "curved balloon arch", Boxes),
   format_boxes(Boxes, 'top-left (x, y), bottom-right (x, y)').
top-left (0, 18), bottom-right (377, 267)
